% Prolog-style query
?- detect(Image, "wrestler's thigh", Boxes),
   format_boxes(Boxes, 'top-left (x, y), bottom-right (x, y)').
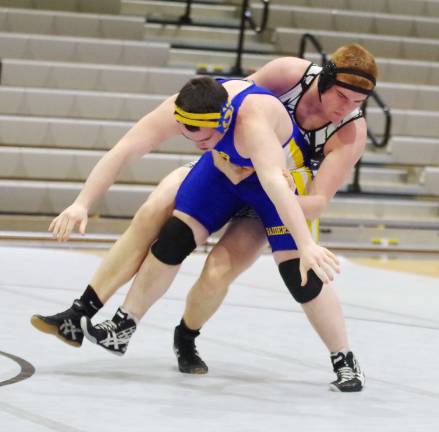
top-left (212, 217), bottom-right (267, 272)
top-left (175, 154), bottom-right (244, 236)
top-left (273, 249), bottom-right (300, 266)
top-left (135, 166), bottom-right (191, 222)
top-left (173, 209), bottom-right (209, 246)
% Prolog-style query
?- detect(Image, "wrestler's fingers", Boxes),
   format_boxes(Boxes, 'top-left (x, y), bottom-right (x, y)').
top-left (79, 217), bottom-right (88, 235)
top-left (282, 169), bottom-right (295, 190)
top-left (61, 218), bottom-right (76, 242)
top-left (322, 252), bottom-right (341, 273)
top-left (56, 216), bottom-right (70, 242)
top-left (324, 248), bottom-right (340, 265)
top-left (299, 263), bottom-right (308, 286)
top-left (312, 263), bottom-right (330, 285)
top-left (50, 216), bottom-right (64, 237)
top-left (48, 216), bottom-right (59, 233)
top-left (318, 261), bottom-right (335, 283)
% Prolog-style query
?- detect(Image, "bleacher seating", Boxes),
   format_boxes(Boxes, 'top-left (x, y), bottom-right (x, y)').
top-left (0, 7), bottom-right (143, 39)
top-left (0, 32), bottom-right (169, 65)
top-left (1, 59), bottom-right (193, 93)
top-left (0, 0), bottom-right (121, 15)
top-left (0, 0), bottom-right (438, 251)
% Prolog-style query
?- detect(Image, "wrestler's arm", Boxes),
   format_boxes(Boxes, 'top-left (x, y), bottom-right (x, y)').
top-left (49, 96), bottom-right (180, 240)
top-left (246, 57), bottom-right (310, 96)
top-left (72, 96), bottom-right (179, 210)
top-left (236, 96), bottom-right (338, 283)
top-left (296, 118), bottom-right (367, 220)
top-left (235, 99), bottom-right (312, 249)
top-left (249, 57), bottom-right (367, 220)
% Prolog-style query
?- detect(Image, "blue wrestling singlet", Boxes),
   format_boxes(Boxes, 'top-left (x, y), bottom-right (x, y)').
top-left (175, 79), bottom-right (315, 252)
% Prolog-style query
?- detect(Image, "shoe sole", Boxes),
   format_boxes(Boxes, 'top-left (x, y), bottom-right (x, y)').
top-left (173, 346), bottom-right (208, 375)
top-left (80, 316), bottom-right (124, 357)
top-left (329, 383), bottom-right (363, 392)
top-left (30, 315), bottom-right (81, 348)
top-left (178, 367), bottom-right (208, 375)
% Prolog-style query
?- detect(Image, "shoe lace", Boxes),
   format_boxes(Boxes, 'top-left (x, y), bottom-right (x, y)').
top-left (180, 338), bottom-right (201, 359)
top-left (336, 366), bottom-right (356, 382)
top-left (96, 320), bottom-right (118, 332)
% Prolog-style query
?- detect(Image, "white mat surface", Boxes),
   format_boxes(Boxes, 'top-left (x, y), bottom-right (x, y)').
top-left (1, 247), bottom-right (438, 432)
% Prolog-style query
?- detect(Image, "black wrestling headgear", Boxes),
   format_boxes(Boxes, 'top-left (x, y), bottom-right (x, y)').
top-left (318, 60), bottom-right (376, 96)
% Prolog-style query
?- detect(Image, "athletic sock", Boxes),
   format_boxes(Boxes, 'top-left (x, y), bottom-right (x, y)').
top-left (78, 285), bottom-right (104, 318)
top-left (179, 318), bottom-right (200, 337)
top-left (331, 347), bottom-right (350, 356)
top-left (114, 307), bottom-right (139, 325)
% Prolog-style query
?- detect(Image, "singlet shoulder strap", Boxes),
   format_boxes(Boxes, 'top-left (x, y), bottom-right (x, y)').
top-left (324, 109), bottom-right (363, 143)
top-left (302, 63), bottom-right (321, 89)
top-left (279, 63), bottom-right (320, 106)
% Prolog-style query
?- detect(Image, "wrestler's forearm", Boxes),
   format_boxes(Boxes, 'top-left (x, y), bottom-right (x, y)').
top-left (75, 99), bottom-right (177, 209)
top-left (260, 173), bottom-right (314, 249)
top-left (296, 195), bottom-right (327, 220)
top-left (74, 145), bottom-right (132, 209)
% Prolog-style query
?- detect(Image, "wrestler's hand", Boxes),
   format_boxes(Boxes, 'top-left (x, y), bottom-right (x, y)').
top-left (282, 169), bottom-right (295, 191)
top-left (48, 203), bottom-right (88, 242)
top-left (299, 243), bottom-right (340, 285)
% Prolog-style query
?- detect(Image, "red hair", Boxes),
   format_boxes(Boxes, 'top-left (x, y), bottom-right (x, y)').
top-left (331, 44), bottom-right (378, 91)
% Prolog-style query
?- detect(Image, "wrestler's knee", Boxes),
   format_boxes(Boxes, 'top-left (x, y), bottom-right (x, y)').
top-left (278, 258), bottom-right (323, 303)
top-left (151, 216), bottom-right (196, 265)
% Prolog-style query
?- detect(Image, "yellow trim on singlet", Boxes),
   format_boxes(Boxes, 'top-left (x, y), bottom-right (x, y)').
top-left (291, 170), bottom-right (307, 195)
top-left (288, 137), bottom-right (305, 169)
top-left (312, 219), bottom-right (320, 242)
top-left (290, 167), bottom-right (319, 242)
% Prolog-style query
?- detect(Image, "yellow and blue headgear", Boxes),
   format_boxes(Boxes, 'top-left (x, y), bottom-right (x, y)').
top-left (174, 99), bottom-right (234, 133)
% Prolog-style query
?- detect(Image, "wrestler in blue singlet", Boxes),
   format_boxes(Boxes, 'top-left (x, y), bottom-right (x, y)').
top-left (175, 79), bottom-right (311, 252)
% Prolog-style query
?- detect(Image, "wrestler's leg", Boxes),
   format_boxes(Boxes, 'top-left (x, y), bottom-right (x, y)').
top-left (80, 211), bottom-right (209, 355)
top-left (173, 216), bottom-right (266, 373)
top-left (90, 166), bottom-right (190, 303)
top-left (274, 250), bottom-right (348, 353)
top-left (274, 250), bottom-right (364, 392)
top-left (30, 166), bottom-right (190, 346)
top-left (300, 282), bottom-right (348, 352)
top-left (121, 211), bottom-right (209, 320)
top-left (80, 153), bottom-right (247, 356)
top-left (182, 217), bottom-right (267, 330)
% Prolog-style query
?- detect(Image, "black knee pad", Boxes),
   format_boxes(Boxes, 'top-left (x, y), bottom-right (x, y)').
top-left (278, 258), bottom-right (323, 304)
top-left (151, 216), bottom-right (196, 265)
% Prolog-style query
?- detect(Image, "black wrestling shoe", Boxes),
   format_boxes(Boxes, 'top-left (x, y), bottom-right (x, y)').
top-left (31, 300), bottom-right (86, 348)
top-left (80, 307), bottom-right (137, 356)
top-left (330, 351), bottom-right (365, 392)
top-left (173, 324), bottom-right (208, 374)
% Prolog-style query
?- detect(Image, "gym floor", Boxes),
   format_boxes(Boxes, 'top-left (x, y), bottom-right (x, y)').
top-left (1, 246), bottom-right (438, 432)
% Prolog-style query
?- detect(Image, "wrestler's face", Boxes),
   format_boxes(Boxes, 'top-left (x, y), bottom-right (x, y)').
top-left (178, 124), bottom-right (223, 151)
top-left (322, 85), bottom-right (367, 123)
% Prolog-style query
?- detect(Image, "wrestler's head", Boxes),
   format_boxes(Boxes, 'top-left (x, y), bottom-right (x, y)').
top-left (174, 77), bottom-right (233, 151)
top-left (318, 44), bottom-right (378, 123)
